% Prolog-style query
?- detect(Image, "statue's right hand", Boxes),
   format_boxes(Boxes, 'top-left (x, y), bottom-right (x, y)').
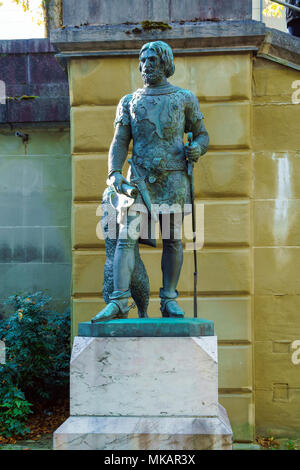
top-left (109, 172), bottom-right (131, 195)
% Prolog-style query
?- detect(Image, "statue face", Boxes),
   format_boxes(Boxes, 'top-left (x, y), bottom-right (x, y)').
top-left (139, 49), bottom-right (166, 86)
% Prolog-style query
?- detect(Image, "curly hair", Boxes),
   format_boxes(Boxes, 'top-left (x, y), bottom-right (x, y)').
top-left (139, 41), bottom-right (175, 78)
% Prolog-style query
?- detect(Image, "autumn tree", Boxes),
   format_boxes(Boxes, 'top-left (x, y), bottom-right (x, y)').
top-left (263, 0), bottom-right (285, 17)
top-left (11, 0), bottom-right (62, 36)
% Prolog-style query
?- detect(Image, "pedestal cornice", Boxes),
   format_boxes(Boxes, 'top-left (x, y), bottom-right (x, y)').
top-left (51, 20), bottom-right (300, 71)
top-left (51, 20), bottom-right (266, 56)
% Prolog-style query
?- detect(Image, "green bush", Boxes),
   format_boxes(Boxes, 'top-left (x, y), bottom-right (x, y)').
top-left (0, 364), bottom-right (32, 438)
top-left (0, 292), bottom-right (70, 437)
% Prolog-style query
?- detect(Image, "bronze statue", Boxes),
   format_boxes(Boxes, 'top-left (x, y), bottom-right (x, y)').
top-left (91, 41), bottom-right (209, 323)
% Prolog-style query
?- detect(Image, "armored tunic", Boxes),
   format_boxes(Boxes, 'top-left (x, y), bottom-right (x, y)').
top-left (114, 83), bottom-right (208, 212)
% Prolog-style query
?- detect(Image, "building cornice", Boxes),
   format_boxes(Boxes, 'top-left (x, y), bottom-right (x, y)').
top-left (50, 20), bottom-right (300, 71)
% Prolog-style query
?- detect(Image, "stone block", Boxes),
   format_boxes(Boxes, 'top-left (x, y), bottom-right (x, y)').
top-left (71, 106), bottom-right (116, 153)
top-left (44, 227), bottom-right (71, 263)
top-left (0, 132), bottom-right (28, 157)
top-left (7, 97), bottom-right (70, 124)
top-left (71, 298), bottom-right (102, 338)
top-left (54, 410), bottom-right (232, 450)
top-left (0, 227), bottom-right (43, 263)
top-left (12, 227), bottom-right (43, 263)
top-left (0, 228), bottom-right (14, 263)
top-left (0, 54), bottom-right (28, 84)
top-left (173, 54), bottom-right (251, 101)
top-left (72, 199), bottom-right (250, 249)
top-left (253, 57), bottom-right (300, 104)
top-left (73, 154), bottom-right (107, 201)
top-left (195, 151), bottom-right (251, 197)
top-left (0, 128), bottom-right (70, 157)
top-left (0, 193), bottom-right (23, 227)
top-left (0, 157), bottom-right (43, 196)
top-left (72, 250), bottom-right (106, 295)
top-left (218, 345), bottom-right (253, 391)
top-left (54, 330), bottom-right (233, 450)
top-left (69, 335), bottom-right (218, 417)
top-left (254, 200), bottom-right (300, 246)
top-left (201, 102), bottom-right (251, 149)
top-left (219, 393), bottom-right (254, 442)
top-left (172, 296), bottom-right (252, 342)
top-left (255, 388), bottom-right (300, 437)
top-left (167, 248), bottom-right (251, 295)
top-left (254, 247), bottom-right (300, 295)
top-left (29, 54), bottom-right (67, 84)
top-left (70, 336), bottom-right (218, 417)
top-left (72, 248), bottom-right (251, 295)
top-left (253, 104), bottom-right (300, 151)
top-left (25, 129), bottom-right (70, 156)
top-left (202, 200), bottom-right (250, 247)
top-left (72, 154), bottom-right (130, 201)
top-left (62, 0), bottom-right (251, 25)
top-left (67, 53), bottom-right (251, 105)
top-left (70, 58), bottom-right (133, 106)
top-left (70, 101), bottom-right (250, 154)
top-left (253, 151), bottom-right (300, 199)
top-left (254, 295), bottom-right (300, 342)
top-left (21, 192), bottom-right (71, 227)
top-left (42, 155), bottom-right (72, 192)
top-left (72, 202), bottom-right (101, 248)
top-left (0, 263), bottom-right (71, 299)
top-left (72, 151), bottom-right (251, 201)
top-left (255, 341), bottom-right (300, 389)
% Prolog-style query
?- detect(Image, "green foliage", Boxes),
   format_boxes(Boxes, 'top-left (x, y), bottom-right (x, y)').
top-left (0, 291), bottom-right (70, 406)
top-left (286, 439), bottom-right (297, 450)
top-left (0, 364), bottom-right (32, 438)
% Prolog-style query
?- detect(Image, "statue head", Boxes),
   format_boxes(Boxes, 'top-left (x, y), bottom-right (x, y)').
top-left (139, 41), bottom-right (175, 86)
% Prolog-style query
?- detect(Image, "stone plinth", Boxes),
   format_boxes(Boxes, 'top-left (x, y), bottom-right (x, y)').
top-left (78, 317), bottom-right (214, 337)
top-left (62, 0), bottom-right (252, 26)
top-left (54, 408), bottom-right (232, 450)
top-left (54, 318), bottom-right (233, 450)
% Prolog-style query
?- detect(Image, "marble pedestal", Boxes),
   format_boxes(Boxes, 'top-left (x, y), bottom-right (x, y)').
top-left (54, 319), bottom-right (232, 450)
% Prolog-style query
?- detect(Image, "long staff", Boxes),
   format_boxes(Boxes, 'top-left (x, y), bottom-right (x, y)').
top-left (186, 132), bottom-right (198, 318)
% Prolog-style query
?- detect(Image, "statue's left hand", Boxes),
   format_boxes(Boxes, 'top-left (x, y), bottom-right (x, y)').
top-left (109, 172), bottom-right (131, 195)
top-left (184, 141), bottom-right (201, 163)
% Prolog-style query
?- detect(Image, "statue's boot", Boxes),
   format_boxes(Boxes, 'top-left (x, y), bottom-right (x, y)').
top-left (91, 290), bottom-right (133, 323)
top-left (160, 288), bottom-right (185, 319)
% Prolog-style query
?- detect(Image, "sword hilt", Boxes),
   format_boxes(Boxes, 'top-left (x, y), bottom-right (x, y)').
top-left (187, 132), bottom-right (193, 147)
top-left (186, 132), bottom-right (194, 177)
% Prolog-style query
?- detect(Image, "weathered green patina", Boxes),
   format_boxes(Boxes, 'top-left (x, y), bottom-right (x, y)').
top-left (91, 41), bottom-right (209, 324)
top-left (80, 318), bottom-right (214, 337)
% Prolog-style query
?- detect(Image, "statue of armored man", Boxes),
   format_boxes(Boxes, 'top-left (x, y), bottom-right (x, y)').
top-left (91, 41), bottom-right (209, 323)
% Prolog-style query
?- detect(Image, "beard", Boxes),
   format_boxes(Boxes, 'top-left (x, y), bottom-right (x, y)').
top-left (141, 67), bottom-right (165, 86)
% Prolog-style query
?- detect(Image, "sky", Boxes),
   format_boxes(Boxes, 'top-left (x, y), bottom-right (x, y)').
top-left (0, 0), bottom-right (45, 39)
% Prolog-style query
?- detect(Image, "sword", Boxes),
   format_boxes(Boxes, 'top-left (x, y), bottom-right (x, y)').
top-left (186, 132), bottom-right (198, 318)
top-left (128, 158), bottom-right (158, 222)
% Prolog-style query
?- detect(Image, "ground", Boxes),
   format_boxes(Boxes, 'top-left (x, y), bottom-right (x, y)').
top-left (0, 400), bottom-right (69, 451)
